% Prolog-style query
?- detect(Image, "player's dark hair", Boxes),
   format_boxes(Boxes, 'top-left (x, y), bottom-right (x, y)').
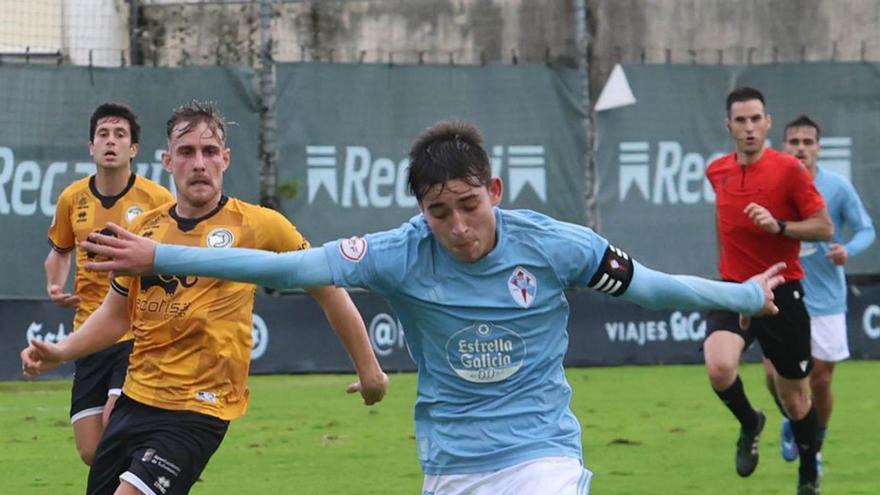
top-left (784, 114), bottom-right (822, 140)
top-left (726, 86), bottom-right (766, 114)
top-left (166, 100), bottom-right (227, 143)
top-left (407, 120), bottom-right (491, 202)
top-left (89, 102), bottom-right (141, 144)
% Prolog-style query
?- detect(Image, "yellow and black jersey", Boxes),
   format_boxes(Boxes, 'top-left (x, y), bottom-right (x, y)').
top-left (111, 196), bottom-right (309, 420)
top-left (48, 173), bottom-right (174, 333)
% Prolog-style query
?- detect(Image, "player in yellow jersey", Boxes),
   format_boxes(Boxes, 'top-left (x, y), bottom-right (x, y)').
top-left (45, 102), bottom-right (174, 466)
top-left (22, 101), bottom-right (388, 495)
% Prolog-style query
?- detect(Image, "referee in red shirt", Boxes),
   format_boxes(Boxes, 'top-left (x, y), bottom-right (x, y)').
top-left (704, 87), bottom-right (832, 495)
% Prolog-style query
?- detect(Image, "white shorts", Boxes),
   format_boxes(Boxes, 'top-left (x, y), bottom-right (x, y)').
top-left (811, 313), bottom-right (850, 362)
top-left (422, 456), bottom-right (593, 495)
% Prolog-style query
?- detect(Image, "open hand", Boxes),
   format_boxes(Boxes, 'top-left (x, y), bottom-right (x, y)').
top-left (80, 222), bottom-right (158, 276)
top-left (739, 261), bottom-right (786, 329)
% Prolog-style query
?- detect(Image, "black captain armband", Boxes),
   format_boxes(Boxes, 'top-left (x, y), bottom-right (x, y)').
top-left (587, 244), bottom-right (634, 297)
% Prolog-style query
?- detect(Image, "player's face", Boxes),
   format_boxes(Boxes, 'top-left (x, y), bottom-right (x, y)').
top-left (89, 116), bottom-right (138, 171)
top-left (726, 99), bottom-right (771, 158)
top-left (419, 177), bottom-right (503, 263)
top-left (163, 121), bottom-right (230, 216)
top-left (784, 126), bottom-right (819, 171)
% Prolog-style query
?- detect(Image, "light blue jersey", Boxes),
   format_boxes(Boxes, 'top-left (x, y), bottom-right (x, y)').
top-left (325, 209), bottom-right (605, 474)
top-left (799, 168), bottom-right (875, 316)
top-left (153, 208), bottom-right (766, 476)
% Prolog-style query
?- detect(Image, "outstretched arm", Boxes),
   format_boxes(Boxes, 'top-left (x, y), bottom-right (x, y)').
top-left (81, 222), bottom-right (334, 288)
top-left (153, 244), bottom-right (333, 289)
top-left (621, 260), bottom-right (784, 316)
top-left (588, 244), bottom-right (783, 317)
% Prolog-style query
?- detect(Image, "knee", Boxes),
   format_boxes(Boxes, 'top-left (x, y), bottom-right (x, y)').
top-left (705, 360), bottom-right (738, 389)
top-left (780, 390), bottom-right (810, 419)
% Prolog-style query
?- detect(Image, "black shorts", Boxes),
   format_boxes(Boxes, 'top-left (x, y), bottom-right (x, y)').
top-left (706, 280), bottom-right (813, 379)
top-left (70, 339), bottom-right (134, 422)
top-left (87, 394), bottom-right (229, 495)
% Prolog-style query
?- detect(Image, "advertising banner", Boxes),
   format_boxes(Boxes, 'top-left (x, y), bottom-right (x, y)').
top-left (4, 283), bottom-right (878, 381)
top-left (275, 63), bottom-right (588, 244)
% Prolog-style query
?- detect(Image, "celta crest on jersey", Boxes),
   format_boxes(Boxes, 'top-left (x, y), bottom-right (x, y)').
top-left (508, 266), bottom-right (537, 308)
top-left (339, 236), bottom-right (368, 262)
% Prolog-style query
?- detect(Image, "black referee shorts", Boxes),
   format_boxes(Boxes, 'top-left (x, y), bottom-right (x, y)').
top-left (706, 280), bottom-right (813, 379)
top-left (87, 394), bottom-right (229, 495)
top-left (70, 339), bottom-right (134, 422)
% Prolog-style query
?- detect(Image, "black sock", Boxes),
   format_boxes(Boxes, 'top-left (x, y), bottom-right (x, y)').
top-left (817, 426), bottom-right (827, 452)
top-left (714, 375), bottom-right (759, 432)
top-left (773, 394), bottom-right (790, 419)
top-left (791, 407), bottom-right (820, 482)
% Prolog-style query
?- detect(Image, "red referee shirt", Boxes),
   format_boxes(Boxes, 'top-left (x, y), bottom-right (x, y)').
top-left (706, 148), bottom-right (826, 282)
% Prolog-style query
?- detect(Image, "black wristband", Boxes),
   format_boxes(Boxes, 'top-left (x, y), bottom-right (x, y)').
top-left (776, 219), bottom-right (787, 236)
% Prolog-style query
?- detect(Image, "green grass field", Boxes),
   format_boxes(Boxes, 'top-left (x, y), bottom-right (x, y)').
top-left (2, 362), bottom-right (877, 494)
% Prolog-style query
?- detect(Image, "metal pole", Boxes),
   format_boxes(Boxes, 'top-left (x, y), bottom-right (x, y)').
top-left (128, 0), bottom-right (142, 65)
top-left (258, 0), bottom-right (279, 209)
top-left (574, 0), bottom-right (598, 230)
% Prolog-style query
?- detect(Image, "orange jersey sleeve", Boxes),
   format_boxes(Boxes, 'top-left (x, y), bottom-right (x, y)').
top-left (47, 181), bottom-right (79, 252)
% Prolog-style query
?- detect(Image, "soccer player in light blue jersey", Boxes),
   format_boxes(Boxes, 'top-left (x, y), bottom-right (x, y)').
top-left (81, 121), bottom-right (787, 495)
top-left (769, 115), bottom-right (875, 472)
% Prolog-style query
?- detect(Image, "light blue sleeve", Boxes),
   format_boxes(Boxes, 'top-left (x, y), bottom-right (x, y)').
top-left (840, 181), bottom-right (875, 257)
top-left (322, 227), bottom-right (418, 296)
top-left (621, 260), bottom-right (765, 314)
top-left (154, 244), bottom-right (335, 289)
top-left (542, 220), bottom-right (608, 287)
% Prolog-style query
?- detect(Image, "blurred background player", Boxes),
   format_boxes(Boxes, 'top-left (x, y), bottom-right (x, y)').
top-left (24, 101), bottom-right (387, 495)
top-left (45, 102), bottom-right (174, 465)
top-left (77, 120), bottom-right (788, 495)
top-left (703, 87), bottom-right (832, 495)
top-left (769, 114), bottom-right (875, 473)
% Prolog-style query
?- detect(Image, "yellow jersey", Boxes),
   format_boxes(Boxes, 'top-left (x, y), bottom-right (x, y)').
top-left (48, 173), bottom-right (174, 333)
top-left (112, 196), bottom-right (310, 420)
